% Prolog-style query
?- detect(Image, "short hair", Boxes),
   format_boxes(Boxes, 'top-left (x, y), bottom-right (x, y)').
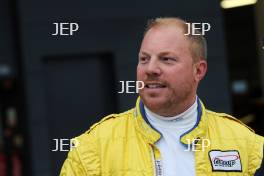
top-left (144, 17), bottom-right (208, 62)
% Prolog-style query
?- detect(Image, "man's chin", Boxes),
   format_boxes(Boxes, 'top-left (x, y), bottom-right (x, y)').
top-left (140, 95), bottom-right (167, 111)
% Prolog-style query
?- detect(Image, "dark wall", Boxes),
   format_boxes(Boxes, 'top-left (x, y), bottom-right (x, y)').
top-left (0, 0), bottom-right (16, 77)
top-left (4, 0), bottom-right (232, 175)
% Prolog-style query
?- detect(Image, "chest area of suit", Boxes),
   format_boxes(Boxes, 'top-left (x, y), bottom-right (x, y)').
top-left (99, 136), bottom-right (252, 176)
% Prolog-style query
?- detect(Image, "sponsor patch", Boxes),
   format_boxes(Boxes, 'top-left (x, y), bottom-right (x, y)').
top-left (209, 150), bottom-right (242, 172)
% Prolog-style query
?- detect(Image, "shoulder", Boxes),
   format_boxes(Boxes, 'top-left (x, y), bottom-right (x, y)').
top-left (205, 109), bottom-right (264, 142)
top-left (74, 108), bottom-right (134, 144)
top-left (205, 110), bottom-right (264, 170)
top-left (205, 109), bottom-right (256, 138)
top-left (63, 109), bottom-right (135, 173)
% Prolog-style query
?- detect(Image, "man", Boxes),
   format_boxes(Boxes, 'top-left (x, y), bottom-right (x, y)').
top-left (60, 17), bottom-right (264, 176)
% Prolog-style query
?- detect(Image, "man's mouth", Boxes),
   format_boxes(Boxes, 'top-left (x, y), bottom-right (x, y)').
top-left (145, 83), bottom-right (166, 89)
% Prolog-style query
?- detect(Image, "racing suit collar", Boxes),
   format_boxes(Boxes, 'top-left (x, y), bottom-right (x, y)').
top-left (133, 96), bottom-right (208, 146)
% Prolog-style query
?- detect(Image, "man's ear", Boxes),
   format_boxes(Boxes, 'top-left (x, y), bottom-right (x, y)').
top-left (194, 60), bottom-right (207, 82)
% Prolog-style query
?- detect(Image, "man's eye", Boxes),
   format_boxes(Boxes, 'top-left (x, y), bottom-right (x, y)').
top-left (139, 57), bottom-right (148, 63)
top-left (161, 57), bottom-right (175, 62)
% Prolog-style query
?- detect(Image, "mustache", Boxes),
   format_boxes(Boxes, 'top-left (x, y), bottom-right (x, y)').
top-left (143, 77), bottom-right (168, 86)
top-left (144, 75), bottom-right (164, 82)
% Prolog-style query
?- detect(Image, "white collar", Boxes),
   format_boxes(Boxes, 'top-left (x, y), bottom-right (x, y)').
top-left (144, 97), bottom-right (198, 129)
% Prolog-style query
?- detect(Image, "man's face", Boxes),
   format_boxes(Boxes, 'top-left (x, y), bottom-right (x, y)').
top-left (137, 25), bottom-right (198, 116)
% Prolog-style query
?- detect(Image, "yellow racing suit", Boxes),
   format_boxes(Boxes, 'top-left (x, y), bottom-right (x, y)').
top-left (60, 97), bottom-right (264, 176)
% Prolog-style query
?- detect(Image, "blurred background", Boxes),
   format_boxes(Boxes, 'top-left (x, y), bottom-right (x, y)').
top-left (0, 0), bottom-right (263, 175)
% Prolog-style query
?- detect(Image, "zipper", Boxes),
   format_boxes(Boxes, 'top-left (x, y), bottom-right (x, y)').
top-left (150, 145), bottom-right (163, 176)
top-left (150, 145), bottom-right (156, 176)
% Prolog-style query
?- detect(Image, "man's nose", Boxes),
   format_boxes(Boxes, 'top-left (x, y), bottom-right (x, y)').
top-left (146, 58), bottom-right (161, 76)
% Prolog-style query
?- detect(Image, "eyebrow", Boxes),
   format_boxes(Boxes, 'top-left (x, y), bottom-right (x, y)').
top-left (139, 51), bottom-right (175, 55)
top-left (159, 51), bottom-right (174, 56)
top-left (138, 51), bottom-right (149, 56)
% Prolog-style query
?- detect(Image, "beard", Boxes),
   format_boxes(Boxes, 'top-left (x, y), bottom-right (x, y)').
top-left (139, 81), bottom-right (195, 116)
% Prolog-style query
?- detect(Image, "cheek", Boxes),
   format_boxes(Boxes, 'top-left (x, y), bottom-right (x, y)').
top-left (137, 66), bottom-right (144, 79)
top-left (166, 68), bottom-right (194, 84)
